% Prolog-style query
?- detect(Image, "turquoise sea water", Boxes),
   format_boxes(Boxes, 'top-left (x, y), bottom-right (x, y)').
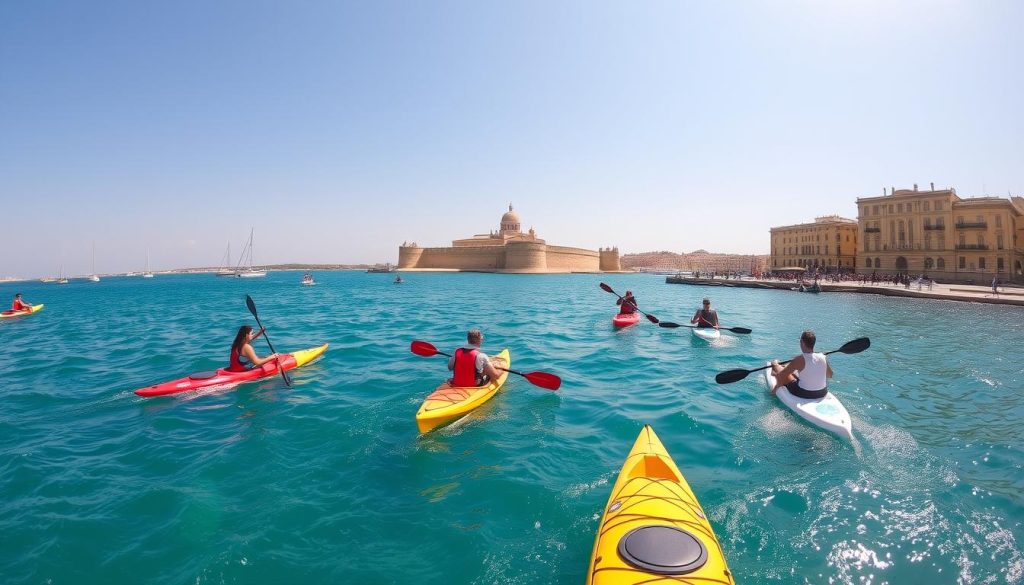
top-left (2, 272), bottom-right (1022, 584)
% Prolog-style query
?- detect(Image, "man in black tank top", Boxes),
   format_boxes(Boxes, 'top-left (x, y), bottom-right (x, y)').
top-left (690, 298), bottom-right (719, 329)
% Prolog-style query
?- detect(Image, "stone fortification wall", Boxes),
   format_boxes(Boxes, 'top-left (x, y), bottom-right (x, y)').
top-left (397, 245), bottom-right (424, 269)
top-left (544, 245), bottom-right (600, 272)
top-left (505, 241), bottom-right (548, 272)
top-left (599, 247), bottom-right (621, 272)
top-left (398, 245), bottom-right (505, 270)
top-left (398, 243), bottom-right (622, 272)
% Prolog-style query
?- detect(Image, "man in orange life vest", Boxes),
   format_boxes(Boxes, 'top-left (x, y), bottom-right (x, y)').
top-left (448, 329), bottom-right (501, 387)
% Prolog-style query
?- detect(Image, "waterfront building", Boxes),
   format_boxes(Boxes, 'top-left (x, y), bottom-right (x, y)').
top-left (855, 184), bottom-right (1024, 283)
top-left (623, 251), bottom-right (768, 275)
top-left (769, 215), bottom-right (858, 272)
top-left (398, 205), bottom-right (622, 273)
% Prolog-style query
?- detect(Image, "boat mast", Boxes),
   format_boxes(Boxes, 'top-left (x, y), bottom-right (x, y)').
top-left (235, 230), bottom-right (255, 271)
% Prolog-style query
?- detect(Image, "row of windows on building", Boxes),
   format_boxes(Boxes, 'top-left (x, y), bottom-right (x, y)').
top-left (863, 215), bottom-right (1003, 233)
top-left (779, 245), bottom-right (846, 256)
top-left (778, 233), bottom-right (850, 244)
top-left (861, 200), bottom-right (946, 216)
top-left (771, 256), bottom-right (1020, 273)
top-left (863, 233), bottom-right (1006, 252)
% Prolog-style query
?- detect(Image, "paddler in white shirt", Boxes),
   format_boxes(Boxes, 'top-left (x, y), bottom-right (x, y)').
top-left (769, 330), bottom-right (832, 399)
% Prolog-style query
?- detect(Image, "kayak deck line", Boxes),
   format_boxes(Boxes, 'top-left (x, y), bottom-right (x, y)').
top-left (133, 343), bottom-right (328, 397)
top-left (0, 304), bottom-right (44, 319)
top-left (586, 425), bottom-right (734, 584)
top-left (764, 361), bottom-right (853, 440)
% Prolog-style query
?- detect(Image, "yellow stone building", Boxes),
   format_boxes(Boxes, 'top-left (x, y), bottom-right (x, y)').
top-left (855, 185), bottom-right (1024, 282)
top-left (769, 215), bottom-right (859, 272)
top-left (398, 205), bottom-right (622, 273)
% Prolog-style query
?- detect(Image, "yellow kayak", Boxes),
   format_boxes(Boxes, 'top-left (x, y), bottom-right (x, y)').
top-left (586, 425), bottom-right (734, 585)
top-left (1, 303), bottom-right (44, 319)
top-left (415, 349), bottom-right (510, 433)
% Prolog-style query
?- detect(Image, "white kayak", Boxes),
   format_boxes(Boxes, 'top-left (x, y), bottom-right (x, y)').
top-left (764, 362), bottom-right (853, 440)
top-left (691, 327), bottom-right (721, 342)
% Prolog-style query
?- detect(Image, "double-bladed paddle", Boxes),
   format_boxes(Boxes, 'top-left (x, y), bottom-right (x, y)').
top-left (599, 283), bottom-right (659, 324)
top-left (657, 322), bottom-right (752, 334)
top-left (245, 294), bottom-right (291, 387)
top-left (410, 340), bottom-right (562, 391)
top-left (715, 337), bottom-right (871, 384)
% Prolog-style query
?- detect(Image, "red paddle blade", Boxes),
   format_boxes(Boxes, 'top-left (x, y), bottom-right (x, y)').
top-left (410, 340), bottom-right (439, 357)
top-left (599, 282), bottom-right (614, 294)
top-left (523, 371), bottom-right (561, 390)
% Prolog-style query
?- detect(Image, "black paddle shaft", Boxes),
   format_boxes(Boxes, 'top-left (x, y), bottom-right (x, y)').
top-left (245, 295), bottom-right (291, 387)
top-left (715, 337), bottom-right (870, 384)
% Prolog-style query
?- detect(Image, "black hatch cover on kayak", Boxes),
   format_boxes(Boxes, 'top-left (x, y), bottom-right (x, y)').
top-left (617, 525), bottom-right (707, 575)
top-left (189, 371), bottom-right (218, 380)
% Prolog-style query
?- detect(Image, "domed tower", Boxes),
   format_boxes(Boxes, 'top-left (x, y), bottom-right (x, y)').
top-left (499, 204), bottom-right (521, 236)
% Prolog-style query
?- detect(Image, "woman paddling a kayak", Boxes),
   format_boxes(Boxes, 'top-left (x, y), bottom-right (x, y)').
top-left (10, 293), bottom-right (33, 312)
top-left (228, 325), bottom-right (278, 372)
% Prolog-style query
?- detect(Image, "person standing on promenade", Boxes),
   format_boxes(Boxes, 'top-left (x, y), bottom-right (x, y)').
top-left (769, 330), bottom-right (832, 398)
top-left (448, 329), bottom-right (500, 387)
top-left (11, 293), bottom-right (33, 312)
top-left (992, 277), bottom-right (999, 298)
top-left (691, 297), bottom-right (720, 329)
top-left (617, 290), bottom-right (639, 315)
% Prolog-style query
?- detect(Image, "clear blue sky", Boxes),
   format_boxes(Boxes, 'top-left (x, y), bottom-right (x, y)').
top-left (2, 0), bottom-right (1021, 277)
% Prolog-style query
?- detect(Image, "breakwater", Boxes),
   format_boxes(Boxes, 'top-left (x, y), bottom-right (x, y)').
top-left (665, 276), bottom-right (1024, 306)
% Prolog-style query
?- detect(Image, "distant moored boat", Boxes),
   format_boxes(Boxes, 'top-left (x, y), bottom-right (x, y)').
top-left (233, 229), bottom-right (267, 278)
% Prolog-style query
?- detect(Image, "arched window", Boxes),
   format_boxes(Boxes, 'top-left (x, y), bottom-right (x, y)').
top-left (865, 258), bottom-right (872, 268)
top-left (924, 258), bottom-right (934, 270)
top-left (937, 258), bottom-right (946, 270)
top-left (874, 257), bottom-right (881, 268)
top-left (895, 257), bottom-right (908, 271)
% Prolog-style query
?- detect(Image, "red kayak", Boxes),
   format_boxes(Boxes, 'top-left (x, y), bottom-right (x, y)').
top-left (134, 344), bottom-right (328, 397)
top-left (612, 312), bottom-right (641, 328)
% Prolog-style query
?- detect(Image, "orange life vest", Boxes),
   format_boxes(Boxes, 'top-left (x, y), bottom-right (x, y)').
top-left (451, 348), bottom-right (482, 387)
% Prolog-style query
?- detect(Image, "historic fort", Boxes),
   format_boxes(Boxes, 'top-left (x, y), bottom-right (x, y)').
top-left (398, 205), bottom-right (622, 273)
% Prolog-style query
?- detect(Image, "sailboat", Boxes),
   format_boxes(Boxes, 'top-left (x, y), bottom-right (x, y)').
top-left (57, 265), bottom-right (69, 284)
top-left (89, 242), bottom-right (101, 282)
top-left (215, 242), bottom-right (235, 276)
top-left (234, 229), bottom-right (267, 278)
top-left (142, 249), bottom-right (154, 278)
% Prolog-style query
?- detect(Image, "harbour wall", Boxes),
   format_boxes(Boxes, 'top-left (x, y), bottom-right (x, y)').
top-left (665, 277), bottom-right (1024, 306)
